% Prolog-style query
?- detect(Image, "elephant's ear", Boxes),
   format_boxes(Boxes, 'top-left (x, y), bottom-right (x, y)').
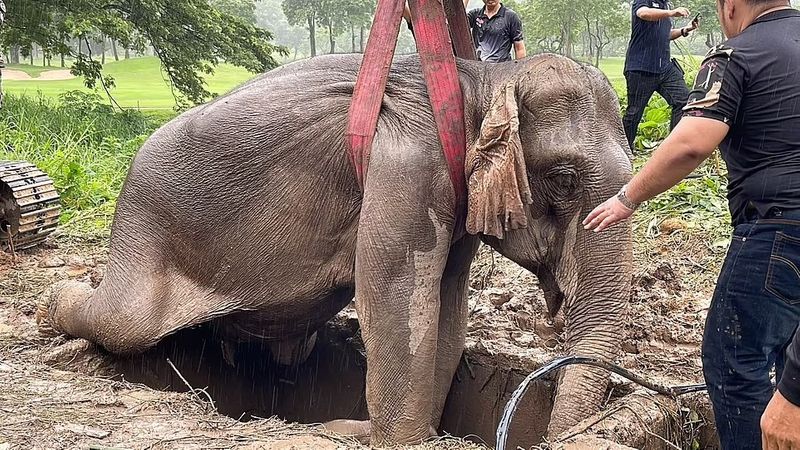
top-left (466, 81), bottom-right (533, 239)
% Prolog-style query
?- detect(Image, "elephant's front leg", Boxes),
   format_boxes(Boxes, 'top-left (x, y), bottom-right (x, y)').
top-left (430, 236), bottom-right (480, 430)
top-left (354, 157), bottom-right (455, 445)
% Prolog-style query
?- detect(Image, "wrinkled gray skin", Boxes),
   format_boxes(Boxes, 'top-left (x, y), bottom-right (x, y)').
top-left (38, 53), bottom-right (632, 445)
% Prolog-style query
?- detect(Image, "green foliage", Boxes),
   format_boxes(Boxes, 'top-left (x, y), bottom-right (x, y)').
top-left (0, 92), bottom-right (165, 231)
top-left (2, 0), bottom-right (287, 105)
top-left (634, 97), bottom-right (671, 151)
top-left (635, 154), bottom-right (731, 238)
top-left (282, 0), bottom-right (373, 56)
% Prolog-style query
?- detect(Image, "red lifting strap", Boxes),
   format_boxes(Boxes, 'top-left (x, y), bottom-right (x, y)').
top-left (407, 0), bottom-right (468, 228)
top-left (345, 0), bottom-right (405, 188)
top-left (346, 0), bottom-right (475, 238)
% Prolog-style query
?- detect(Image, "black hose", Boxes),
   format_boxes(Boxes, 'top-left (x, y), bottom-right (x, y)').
top-left (495, 355), bottom-right (707, 450)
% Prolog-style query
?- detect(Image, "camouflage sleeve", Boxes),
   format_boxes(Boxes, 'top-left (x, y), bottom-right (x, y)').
top-left (682, 44), bottom-right (746, 125)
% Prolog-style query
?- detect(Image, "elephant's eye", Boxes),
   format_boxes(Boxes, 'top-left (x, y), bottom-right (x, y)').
top-left (546, 167), bottom-right (579, 194)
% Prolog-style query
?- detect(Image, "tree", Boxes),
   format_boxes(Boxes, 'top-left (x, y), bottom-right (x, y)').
top-left (583, 0), bottom-right (627, 66)
top-left (255, 0), bottom-right (308, 60)
top-left (1, 0), bottom-right (287, 104)
top-left (283, 0), bottom-right (373, 56)
top-left (282, 0), bottom-right (320, 56)
top-left (683, 0), bottom-right (723, 49)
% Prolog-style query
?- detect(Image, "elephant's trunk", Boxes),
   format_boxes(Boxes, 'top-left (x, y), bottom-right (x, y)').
top-left (546, 219), bottom-right (632, 438)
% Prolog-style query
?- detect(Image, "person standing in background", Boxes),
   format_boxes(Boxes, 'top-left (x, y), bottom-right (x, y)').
top-left (463, 0), bottom-right (526, 62)
top-left (402, 0), bottom-right (525, 62)
top-left (623, 0), bottom-right (699, 151)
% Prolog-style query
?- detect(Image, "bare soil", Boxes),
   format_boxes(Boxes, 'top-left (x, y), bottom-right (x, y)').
top-left (0, 224), bottom-right (724, 449)
top-left (1, 69), bottom-right (76, 81)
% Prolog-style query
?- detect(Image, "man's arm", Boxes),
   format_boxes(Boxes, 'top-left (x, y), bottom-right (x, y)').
top-left (637, 6), bottom-right (688, 21)
top-left (509, 11), bottom-right (525, 59)
top-left (514, 41), bottom-right (526, 59)
top-left (583, 46), bottom-right (742, 232)
top-left (762, 329), bottom-right (800, 449)
top-left (583, 117), bottom-right (728, 231)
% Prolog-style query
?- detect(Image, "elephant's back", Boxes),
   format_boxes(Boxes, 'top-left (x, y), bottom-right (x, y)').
top-left (107, 55), bottom-right (429, 306)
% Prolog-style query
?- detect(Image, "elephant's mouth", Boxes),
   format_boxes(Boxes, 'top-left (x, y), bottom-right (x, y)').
top-left (47, 311), bottom-right (719, 449)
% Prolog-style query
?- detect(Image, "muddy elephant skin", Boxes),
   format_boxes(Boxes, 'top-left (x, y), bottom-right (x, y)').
top-left (38, 53), bottom-right (632, 445)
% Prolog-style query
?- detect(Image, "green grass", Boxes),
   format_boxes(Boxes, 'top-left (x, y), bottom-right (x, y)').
top-left (4, 57), bottom-right (258, 109)
top-left (0, 92), bottom-right (164, 231)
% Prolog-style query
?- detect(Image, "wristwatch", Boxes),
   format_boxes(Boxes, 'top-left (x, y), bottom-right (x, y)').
top-left (681, 27), bottom-right (689, 37)
top-left (617, 184), bottom-right (641, 211)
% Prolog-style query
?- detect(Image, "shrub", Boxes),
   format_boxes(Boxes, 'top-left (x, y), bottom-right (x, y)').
top-left (0, 92), bottom-right (164, 232)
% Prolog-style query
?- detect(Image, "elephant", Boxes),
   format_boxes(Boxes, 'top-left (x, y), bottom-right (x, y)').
top-left (36, 52), bottom-right (632, 445)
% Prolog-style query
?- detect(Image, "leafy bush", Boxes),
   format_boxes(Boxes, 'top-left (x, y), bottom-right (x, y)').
top-left (634, 97), bottom-right (671, 151)
top-left (0, 92), bottom-right (165, 232)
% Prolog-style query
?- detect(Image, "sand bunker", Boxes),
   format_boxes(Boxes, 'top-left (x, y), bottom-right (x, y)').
top-left (1, 68), bottom-right (75, 81)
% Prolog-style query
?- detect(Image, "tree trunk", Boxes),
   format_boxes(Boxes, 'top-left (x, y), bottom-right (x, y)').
top-left (101, 37), bottom-right (106, 64)
top-left (351, 24), bottom-right (356, 53)
top-left (360, 26), bottom-right (365, 52)
top-left (308, 16), bottom-right (317, 57)
top-left (329, 24), bottom-right (335, 54)
top-left (125, 46), bottom-right (130, 59)
top-left (293, 47), bottom-right (298, 61)
top-left (111, 40), bottom-right (119, 61)
top-left (10, 45), bottom-right (20, 64)
top-left (61, 53), bottom-right (65, 67)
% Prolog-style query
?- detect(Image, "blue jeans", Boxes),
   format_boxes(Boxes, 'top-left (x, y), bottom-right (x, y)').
top-left (623, 62), bottom-right (689, 151)
top-left (702, 208), bottom-right (800, 450)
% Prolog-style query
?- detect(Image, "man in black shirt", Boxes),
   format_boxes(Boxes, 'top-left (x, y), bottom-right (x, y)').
top-left (463, 0), bottom-right (525, 62)
top-left (401, 1), bottom-right (525, 62)
top-left (623, 0), bottom-right (698, 150)
top-left (584, 1), bottom-right (800, 448)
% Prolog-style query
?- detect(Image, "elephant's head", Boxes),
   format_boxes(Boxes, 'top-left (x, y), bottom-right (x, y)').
top-left (465, 54), bottom-right (633, 438)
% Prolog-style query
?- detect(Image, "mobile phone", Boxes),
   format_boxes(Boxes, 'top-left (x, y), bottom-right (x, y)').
top-left (693, 13), bottom-right (701, 22)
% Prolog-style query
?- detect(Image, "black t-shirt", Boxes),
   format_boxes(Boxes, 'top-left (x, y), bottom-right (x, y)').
top-left (466, 5), bottom-right (524, 62)
top-left (625, 0), bottom-right (673, 73)
top-left (683, 9), bottom-right (800, 225)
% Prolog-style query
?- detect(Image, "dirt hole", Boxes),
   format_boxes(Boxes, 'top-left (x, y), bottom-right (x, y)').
top-left (88, 316), bottom-right (554, 448)
top-left (75, 315), bottom-right (718, 449)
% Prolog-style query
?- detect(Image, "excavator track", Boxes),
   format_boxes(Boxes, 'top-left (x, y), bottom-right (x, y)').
top-left (0, 161), bottom-right (60, 251)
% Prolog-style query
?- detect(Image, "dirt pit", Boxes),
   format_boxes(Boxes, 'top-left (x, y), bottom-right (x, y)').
top-left (0, 229), bottom-right (725, 449)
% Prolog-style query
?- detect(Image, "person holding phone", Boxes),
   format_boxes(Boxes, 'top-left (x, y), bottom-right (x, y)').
top-left (623, 1), bottom-right (699, 151)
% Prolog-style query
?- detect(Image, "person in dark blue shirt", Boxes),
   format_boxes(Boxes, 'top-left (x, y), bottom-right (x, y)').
top-left (623, 0), bottom-right (699, 151)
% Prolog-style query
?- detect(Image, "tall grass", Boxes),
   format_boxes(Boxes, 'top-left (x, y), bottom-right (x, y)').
top-left (0, 92), bottom-right (166, 232)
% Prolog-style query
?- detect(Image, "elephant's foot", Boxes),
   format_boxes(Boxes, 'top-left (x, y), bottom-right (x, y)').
top-left (323, 419), bottom-right (371, 445)
top-left (322, 419), bottom-right (438, 445)
top-left (35, 280), bottom-right (94, 338)
top-left (267, 332), bottom-right (318, 366)
top-left (41, 337), bottom-right (115, 376)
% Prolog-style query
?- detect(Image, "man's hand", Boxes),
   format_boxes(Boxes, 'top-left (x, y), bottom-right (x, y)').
top-left (671, 7), bottom-right (690, 17)
top-left (689, 15), bottom-right (700, 31)
top-left (762, 391), bottom-right (800, 450)
top-left (583, 195), bottom-right (634, 233)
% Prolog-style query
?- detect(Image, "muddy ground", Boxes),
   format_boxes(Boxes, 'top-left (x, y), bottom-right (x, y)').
top-left (0, 223), bottom-right (724, 449)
